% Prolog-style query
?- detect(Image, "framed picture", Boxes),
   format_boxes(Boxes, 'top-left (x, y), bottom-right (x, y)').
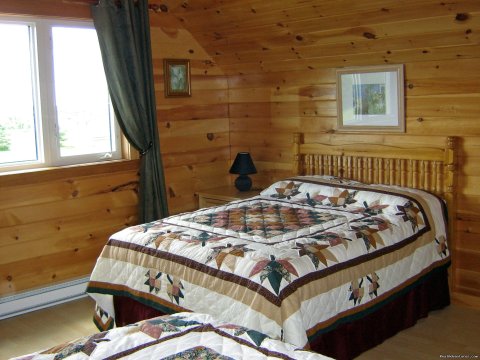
top-left (163, 59), bottom-right (191, 97)
top-left (336, 64), bottom-right (405, 133)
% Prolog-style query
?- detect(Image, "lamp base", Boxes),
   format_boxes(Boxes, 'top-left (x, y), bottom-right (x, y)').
top-left (234, 174), bottom-right (252, 191)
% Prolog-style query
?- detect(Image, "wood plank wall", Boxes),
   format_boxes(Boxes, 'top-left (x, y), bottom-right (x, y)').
top-left (0, 162), bottom-right (140, 296)
top-left (0, 1), bottom-right (230, 297)
top-left (149, 13), bottom-right (231, 215)
top-left (168, 0), bottom-right (480, 307)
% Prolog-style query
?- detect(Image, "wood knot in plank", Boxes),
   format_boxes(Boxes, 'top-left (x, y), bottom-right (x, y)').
top-left (455, 13), bottom-right (469, 22)
top-left (363, 32), bottom-right (376, 39)
top-left (149, 4), bottom-right (168, 13)
top-left (111, 181), bottom-right (139, 193)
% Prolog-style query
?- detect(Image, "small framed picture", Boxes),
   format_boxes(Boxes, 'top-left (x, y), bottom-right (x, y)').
top-left (336, 64), bottom-right (405, 133)
top-left (163, 59), bottom-right (191, 97)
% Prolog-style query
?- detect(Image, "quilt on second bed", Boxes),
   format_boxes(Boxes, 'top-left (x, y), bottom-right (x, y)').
top-left (87, 175), bottom-right (450, 348)
top-left (11, 312), bottom-right (331, 360)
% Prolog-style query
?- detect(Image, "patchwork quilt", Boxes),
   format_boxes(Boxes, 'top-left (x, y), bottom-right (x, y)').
top-left (87, 176), bottom-right (450, 349)
top-left (11, 312), bottom-right (331, 360)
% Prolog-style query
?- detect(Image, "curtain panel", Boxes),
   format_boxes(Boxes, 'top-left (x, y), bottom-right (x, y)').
top-left (91, 0), bottom-right (169, 223)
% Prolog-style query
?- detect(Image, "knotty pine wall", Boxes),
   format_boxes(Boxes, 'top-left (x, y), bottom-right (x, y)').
top-left (0, 1), bottom-right (230, 298)
top-left (173, 0), bottom-right (479, 306)
top-left (150, 13), bottom-right (231, 215)
top-left (0, 162), bottom-right (139, 296)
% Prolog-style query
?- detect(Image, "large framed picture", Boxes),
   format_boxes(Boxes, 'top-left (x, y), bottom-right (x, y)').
top-left (336, 64), bottom-right (405, 133)
top-left (163, 59), bottom-right (191, 97)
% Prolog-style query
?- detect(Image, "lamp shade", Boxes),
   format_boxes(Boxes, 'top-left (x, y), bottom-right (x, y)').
top-left (229, 152), bottom-right (257, 175)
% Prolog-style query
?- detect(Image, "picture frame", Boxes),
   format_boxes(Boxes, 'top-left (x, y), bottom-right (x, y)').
top-left (336, 64), bottom-right (405, 133)
top-left (163, 59), bottom-right (191, 97)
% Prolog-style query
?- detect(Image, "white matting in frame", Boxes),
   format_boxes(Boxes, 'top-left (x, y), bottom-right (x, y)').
top-left (336, 64), bottom-right (405, 133)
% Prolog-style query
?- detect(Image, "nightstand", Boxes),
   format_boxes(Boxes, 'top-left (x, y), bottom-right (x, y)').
top-left (196, 186), bottom-right (260, 209)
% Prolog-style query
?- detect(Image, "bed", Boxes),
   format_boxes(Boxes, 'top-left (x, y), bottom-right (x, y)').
top-left (86, 133), bottom-right (456, 359)
top-left (11, 312), bottom-right (332, 360)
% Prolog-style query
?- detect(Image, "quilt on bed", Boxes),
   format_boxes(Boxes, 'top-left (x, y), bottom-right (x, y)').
top-left (87, 175), bottom-right (450, 349)
top-left (11, 312), bottom-right (331, 360)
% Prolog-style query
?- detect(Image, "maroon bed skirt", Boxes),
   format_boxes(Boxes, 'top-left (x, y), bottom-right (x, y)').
top-left (113, 265), bottom-right (450, 360)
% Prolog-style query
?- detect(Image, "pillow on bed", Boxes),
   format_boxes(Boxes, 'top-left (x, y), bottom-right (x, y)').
top-left (260, 175), bottom-right (362, 199)
top-left (259, 175), bottom-right (438, 220)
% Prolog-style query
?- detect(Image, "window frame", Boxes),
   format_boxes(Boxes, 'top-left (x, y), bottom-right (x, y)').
top-left (0, 16), bottom-right (123, 173)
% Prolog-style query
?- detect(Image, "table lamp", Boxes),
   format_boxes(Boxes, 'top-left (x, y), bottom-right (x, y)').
top-left (229, 152), bottom-right (257, 191)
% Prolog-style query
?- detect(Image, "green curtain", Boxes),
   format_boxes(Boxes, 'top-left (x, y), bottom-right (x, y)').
top-left (91, 0), bottom-right (169, 223)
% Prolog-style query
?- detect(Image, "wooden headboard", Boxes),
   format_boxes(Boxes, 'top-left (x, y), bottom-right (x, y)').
top-left (292, 132), bottom-right (457, 261)
top-left (293, 133), bottom-right (456, 198)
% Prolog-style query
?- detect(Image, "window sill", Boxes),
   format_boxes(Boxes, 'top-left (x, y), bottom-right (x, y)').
top-left (0, 159), bottom-right (140, 187)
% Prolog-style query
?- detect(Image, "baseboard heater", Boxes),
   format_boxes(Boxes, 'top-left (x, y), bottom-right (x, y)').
top-left (0, 277), bottom-right (89, 320)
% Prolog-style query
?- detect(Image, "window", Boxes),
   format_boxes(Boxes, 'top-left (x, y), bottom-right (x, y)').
top-left (0, 17), bottom-right (121, 171)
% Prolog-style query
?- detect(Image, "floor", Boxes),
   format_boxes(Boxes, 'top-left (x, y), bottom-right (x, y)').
top-left (0, 297), bottom-right (98, 359)
top-left (0, 296), bottom-right (479, 359)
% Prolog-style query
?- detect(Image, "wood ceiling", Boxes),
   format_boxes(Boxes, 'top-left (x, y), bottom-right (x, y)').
top-left (162, 0), bottom-right (478, 75)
